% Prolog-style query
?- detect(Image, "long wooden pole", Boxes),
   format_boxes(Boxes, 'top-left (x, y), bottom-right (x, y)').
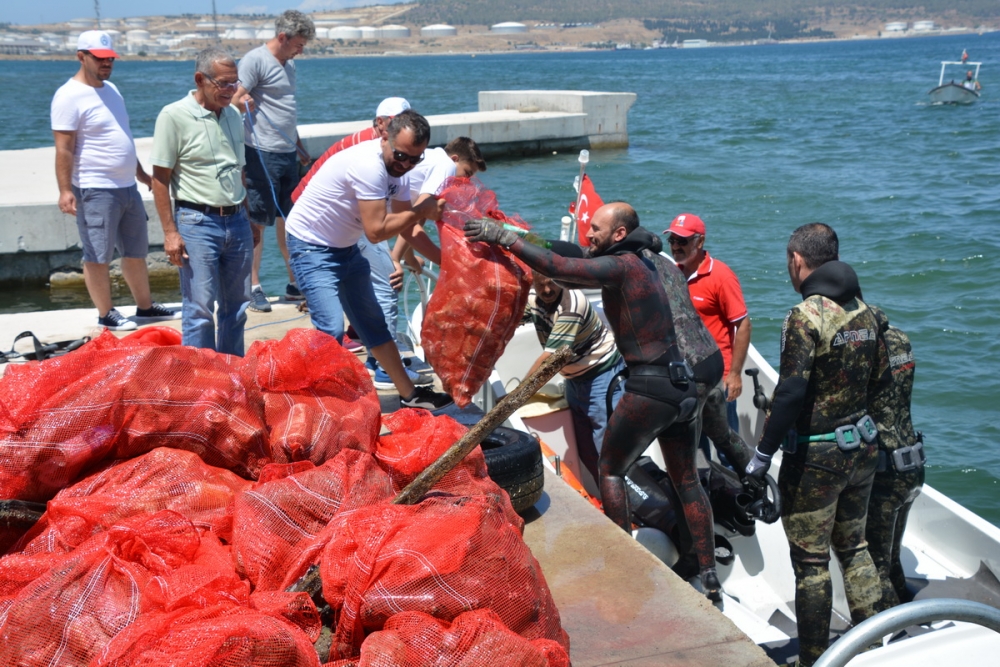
top-left (392, 344), bottom-right (573, 505)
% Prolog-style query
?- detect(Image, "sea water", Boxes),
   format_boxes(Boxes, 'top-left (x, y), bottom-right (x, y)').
top-left (2, 32), bottom-right (998, 524)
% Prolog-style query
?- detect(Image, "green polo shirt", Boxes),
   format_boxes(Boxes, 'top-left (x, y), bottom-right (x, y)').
top-left (150, 90), bottom-right (246, 206)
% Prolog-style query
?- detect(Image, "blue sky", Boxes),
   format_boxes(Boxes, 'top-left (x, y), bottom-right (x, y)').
top-left (2, 1), bottom-right (408, 27)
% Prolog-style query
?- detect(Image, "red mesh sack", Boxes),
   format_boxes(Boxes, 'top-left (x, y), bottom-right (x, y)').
top-left (318, 495), bottom-right (568, 660)
top-left (352, 609), bottom-right (570, 667)
top-left (0, 510), bottom-right (249, 667)
top-left (120, 326), bottom-right (183, 347)
top-left (0, 333), bottom-right (268, 502)
top-left (230, 449), bottom-right (394, 591)
top-left (421, 178), bottom-right (532, 407)
top-left (244, 329), bottom-right (382, 463)
top-left (14, 448), bottom-right (251, 556)
top-left (375, 409), bottom-right (522, 530)
top-left (91, 601), bottom-right (321, 667)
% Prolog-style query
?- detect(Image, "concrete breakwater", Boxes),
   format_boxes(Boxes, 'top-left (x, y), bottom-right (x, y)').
top-left (0, 90), bottom-right (635, 285)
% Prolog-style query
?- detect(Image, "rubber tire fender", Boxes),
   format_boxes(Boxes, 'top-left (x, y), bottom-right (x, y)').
top-left (480, 426), bottom-right (544, 515)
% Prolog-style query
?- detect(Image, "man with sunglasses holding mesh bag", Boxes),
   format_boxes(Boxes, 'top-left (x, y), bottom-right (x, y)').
top-left (284, 109), bottom-right (453, 410)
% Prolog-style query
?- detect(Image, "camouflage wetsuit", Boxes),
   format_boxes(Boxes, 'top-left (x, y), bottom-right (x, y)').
top-left (757, 260), bottom-right (889, 666)
top-left (508, 228), bottom-right (718, 574)
top-left (644, 244), bottom-right (753, 473)
top-left (867, 316), bottom-right (923, 607)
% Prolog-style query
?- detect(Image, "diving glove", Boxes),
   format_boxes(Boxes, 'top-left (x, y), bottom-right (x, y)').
top-left (745, 448), bottom-right (773, 485)
top-left (463, 218), bottom-right (518, 247)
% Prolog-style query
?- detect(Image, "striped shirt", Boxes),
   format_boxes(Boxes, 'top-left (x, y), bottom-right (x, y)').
top-left (524, 288), bottom-right (621, 380)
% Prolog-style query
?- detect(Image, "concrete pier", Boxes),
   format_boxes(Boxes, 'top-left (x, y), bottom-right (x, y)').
top-left (0, 90), bottom-right (635, 285)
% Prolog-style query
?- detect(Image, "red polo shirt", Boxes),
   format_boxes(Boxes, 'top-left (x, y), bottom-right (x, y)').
top-left (687, 252), bottom-right (748, 378)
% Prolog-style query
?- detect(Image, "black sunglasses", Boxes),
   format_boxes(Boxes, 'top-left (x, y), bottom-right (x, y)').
top-left (388, 141), bottom-right (424, 165)
top-left (668, 234), bottom-right (698, 246)
top-left (83, 51), bottom-right (115, 62)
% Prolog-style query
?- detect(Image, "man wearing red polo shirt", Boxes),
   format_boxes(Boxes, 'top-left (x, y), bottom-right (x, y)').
top-left (666, 213), bottom-right (751, 437)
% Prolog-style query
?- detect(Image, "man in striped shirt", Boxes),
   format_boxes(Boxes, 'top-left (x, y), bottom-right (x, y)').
top-left (524, 273), bottom-right (625, 483)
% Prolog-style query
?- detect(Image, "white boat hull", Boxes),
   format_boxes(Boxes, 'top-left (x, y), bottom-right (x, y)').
top-left (928, 82), bottom-right (980, 105)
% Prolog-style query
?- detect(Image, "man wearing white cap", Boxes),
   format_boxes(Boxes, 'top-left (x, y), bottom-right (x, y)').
top-left (51, 30), bottom-right (177, 331)
top-left (292, 96), bottom-right (410, 202)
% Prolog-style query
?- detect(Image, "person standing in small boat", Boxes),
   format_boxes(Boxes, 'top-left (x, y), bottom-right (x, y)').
top-left (50, 30), bottom-right (177, 331)
top-left (522, 273), bottom-right (625, 485)
top-left (465, 202), bottom-right (725, 601)
top-left (744, 223), bottom-right (888, 666)
top-left (233, 10), bottom-right (316, 311)
top-left (866, 305), bottom-right (924, 608)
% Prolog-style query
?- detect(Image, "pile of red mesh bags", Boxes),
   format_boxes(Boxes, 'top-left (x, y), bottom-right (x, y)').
top-left (317, 494), bottom-right (568, 661)
top-left (230, 449), bottom-right (395, 591)
top-left (0, 331), bottom-right (268, 501)
top-left (422, 178), bottom-right (532, 407)
top-left (244, 328), bottom-right (382, 464)
top-left (328, 609), bottom-right (570, 667)
top-left (0, 330), bottom-right (571, 666)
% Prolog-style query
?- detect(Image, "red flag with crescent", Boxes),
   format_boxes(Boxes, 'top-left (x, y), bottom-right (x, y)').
top-left (569, 174), bottom-right (603, 247)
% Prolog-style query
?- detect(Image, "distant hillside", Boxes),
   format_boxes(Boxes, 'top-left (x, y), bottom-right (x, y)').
top-left (407, 0), bottom-right (999, 39)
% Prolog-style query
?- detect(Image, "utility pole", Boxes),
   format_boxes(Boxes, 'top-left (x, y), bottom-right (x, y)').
top-left (212, 0), bottom-right (220, 43)
top-left (93, 0), bottom-right (101, 29)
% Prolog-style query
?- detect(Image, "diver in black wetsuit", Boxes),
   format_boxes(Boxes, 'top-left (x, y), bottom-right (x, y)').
top-left (465, 202), bottom-right (723, 601)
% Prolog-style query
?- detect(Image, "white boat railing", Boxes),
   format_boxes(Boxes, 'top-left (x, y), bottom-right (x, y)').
top-left (813, 598), bottom-right (1000, 667)
top-left (937, 60), bottom-right (981, 86)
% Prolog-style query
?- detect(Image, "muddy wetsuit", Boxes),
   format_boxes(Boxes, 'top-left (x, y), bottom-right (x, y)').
top-left (644, 244), bottom-right (753, 473)
top-left (866, 317), bottom-right (923, 607)
top-left (508, 228), bottom-right (718, 574)
top-left (757, 261), bottom-right (889, 666)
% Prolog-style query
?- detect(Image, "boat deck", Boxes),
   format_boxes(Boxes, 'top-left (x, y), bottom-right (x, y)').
top-left (0, 305), bottom-right (772, 666)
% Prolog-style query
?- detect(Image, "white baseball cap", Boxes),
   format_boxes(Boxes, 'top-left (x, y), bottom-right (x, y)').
top-left (375, 97), bottom-right (410, 118)
top-left (77, 30), bottom-right (119, 58)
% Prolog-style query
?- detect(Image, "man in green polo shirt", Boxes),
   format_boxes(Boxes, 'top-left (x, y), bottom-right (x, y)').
top-left (151, 47), bottom-right (258, 356)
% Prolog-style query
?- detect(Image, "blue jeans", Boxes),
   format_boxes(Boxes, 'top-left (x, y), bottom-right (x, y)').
top-left (176, 207), bottom-right (253, 356)
top-left (287, 234), bottom-right (393, 349)
top-left (356, 236), bottom-right (408, 351)
top-left (566, 356), bottom-right (626, 482)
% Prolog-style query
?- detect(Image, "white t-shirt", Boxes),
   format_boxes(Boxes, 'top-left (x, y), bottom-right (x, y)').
top-left (50, 78), bottom-right (137, 189)
top-left (401, 147), bottom-right (456, 202)
top-left (286, 139), bottom-right (410, 248)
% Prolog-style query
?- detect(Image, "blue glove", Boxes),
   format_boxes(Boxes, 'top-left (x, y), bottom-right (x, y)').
top-left (463, 218), bottom-right (518, 247)
top-left (745, 449), bottom-right (772, 485)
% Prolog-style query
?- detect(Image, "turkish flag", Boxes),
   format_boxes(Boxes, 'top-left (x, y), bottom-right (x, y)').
top-left (570, 174), bottom-right (603, 247)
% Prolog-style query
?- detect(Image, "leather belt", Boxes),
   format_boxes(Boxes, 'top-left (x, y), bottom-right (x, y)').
top-left (175, 199), bottom-right (241, 216)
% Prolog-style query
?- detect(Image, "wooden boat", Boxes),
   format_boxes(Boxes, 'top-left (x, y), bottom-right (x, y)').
top-left (929, 61), bottom-right (982, 105)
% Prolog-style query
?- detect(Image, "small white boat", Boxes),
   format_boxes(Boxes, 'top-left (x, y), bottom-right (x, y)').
top-left (928, 61), bottom-right (982, 105)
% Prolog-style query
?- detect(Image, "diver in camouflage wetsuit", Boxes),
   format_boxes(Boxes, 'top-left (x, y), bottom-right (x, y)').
top-left (464, 202), bottom-right (724, 601)
top-left (744, 223), bottom-right (890, 666)
top-left (866, 306), bottom-right (924, 608)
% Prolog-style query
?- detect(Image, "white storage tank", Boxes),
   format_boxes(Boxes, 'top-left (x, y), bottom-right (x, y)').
top-left (67, 18), bottom-right (95, 29)
top-left (359, 26), bottom-right (379, 39)
top-left (912, 21), bottom-right (935, 31)
top-left (124, 18), bottom-right (148, 29)
top-left (329, 26), bottom-right (362, 40)
top-left (490, 22), bottom-right (527, 34)
top-left (228, 23), bottom-right (256, 40)
top-left (312, 27), bottom-right (329, 40)
top-left (421, 24), bottom-right (457, 38)
top-left (379, 25), bottom-right (411, 39)
top-left (126, 30), bottom-right (150, 46)
top-left (884, 22), bottom-right (907, 32)
top-left (257, 27), bottom-right (276, 40)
